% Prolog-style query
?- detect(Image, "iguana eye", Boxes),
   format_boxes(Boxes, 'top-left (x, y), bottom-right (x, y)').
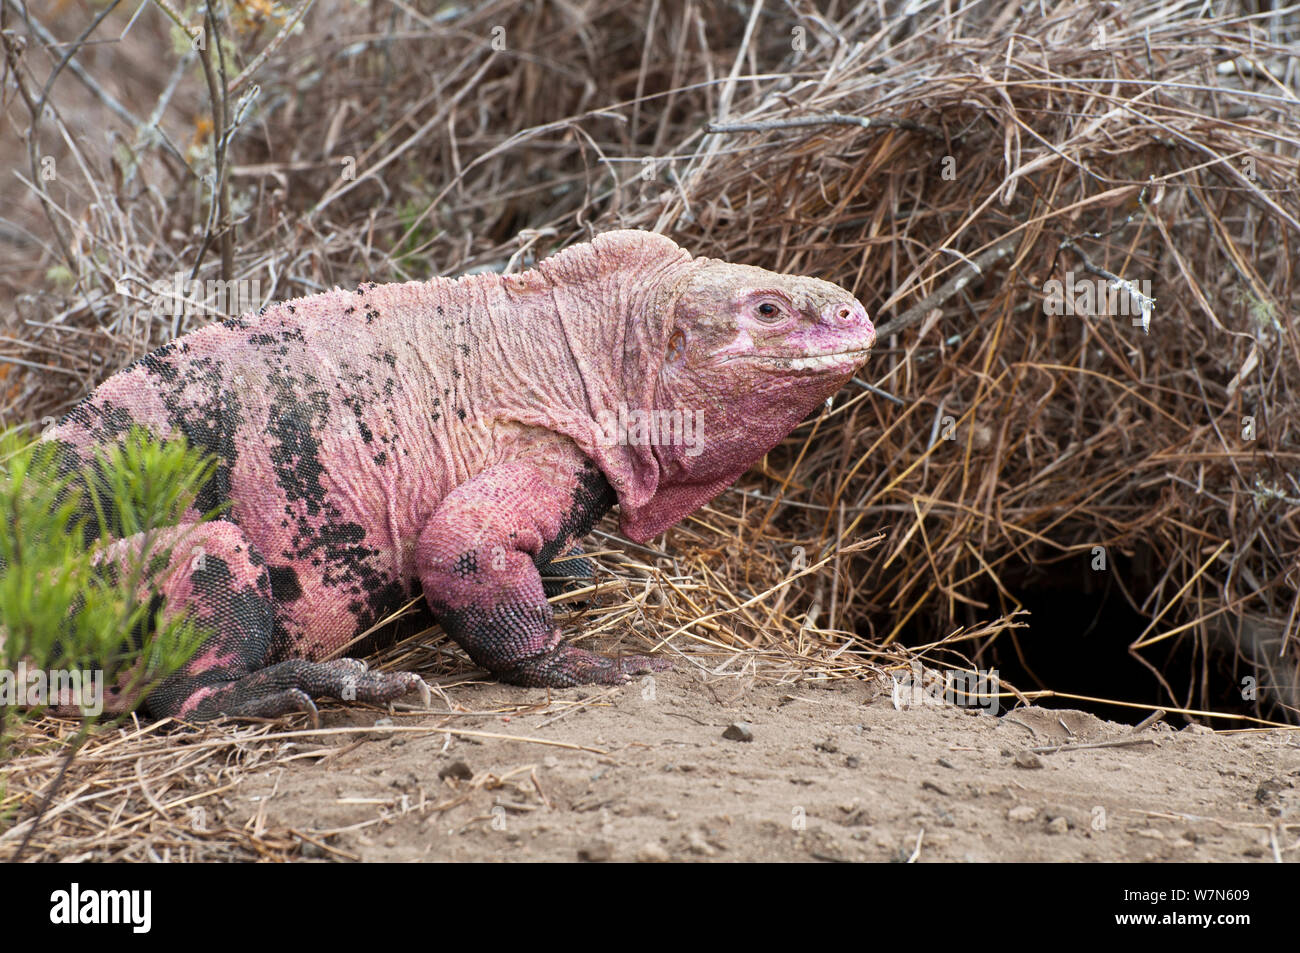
top-left (754, 301), bottom-right (785, 322)
top-left (665, 327), bottom-right (686, 361)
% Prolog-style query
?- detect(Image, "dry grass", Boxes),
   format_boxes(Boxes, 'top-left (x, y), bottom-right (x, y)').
top-left (1, 0), bottom-right (1299, 860)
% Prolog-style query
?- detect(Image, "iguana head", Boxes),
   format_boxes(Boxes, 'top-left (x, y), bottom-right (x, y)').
top-left (662, 258), bottom-right (875, 392)
top-left (531, 230), bottom-right (874, 542)
top-left (617, 250), bottom-right (875, 541)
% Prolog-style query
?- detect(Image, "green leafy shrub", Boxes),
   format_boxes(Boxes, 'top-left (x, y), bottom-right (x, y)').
top-left (0, 425), bottom-right (221, 756)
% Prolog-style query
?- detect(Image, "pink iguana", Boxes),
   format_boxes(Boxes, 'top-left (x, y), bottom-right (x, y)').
top-left (45, 230), bottom-right (875, 721)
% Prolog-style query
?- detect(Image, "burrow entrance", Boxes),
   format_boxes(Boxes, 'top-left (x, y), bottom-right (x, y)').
top-left (886, 544), bottom-right (1264, 727)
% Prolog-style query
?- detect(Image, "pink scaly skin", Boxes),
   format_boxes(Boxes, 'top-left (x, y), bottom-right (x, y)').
top-left (45, 230), bottom-right (874, 721)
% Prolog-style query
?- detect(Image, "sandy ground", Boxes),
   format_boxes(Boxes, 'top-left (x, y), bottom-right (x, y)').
top-left (230, 671), bottom-right (1299, 862)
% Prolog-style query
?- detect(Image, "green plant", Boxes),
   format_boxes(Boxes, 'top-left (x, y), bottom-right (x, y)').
top-left (0, 425), bottom-right (221, 757)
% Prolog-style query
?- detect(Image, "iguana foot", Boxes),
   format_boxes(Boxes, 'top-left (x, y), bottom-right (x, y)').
top-left (170, 659), bottom-right (430, 725)
top-left (494, 642), bottom-right (670, 688)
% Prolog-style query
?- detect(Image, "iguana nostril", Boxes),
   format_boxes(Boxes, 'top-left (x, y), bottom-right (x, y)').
top-left (829, 301), bottom-right (870, 328)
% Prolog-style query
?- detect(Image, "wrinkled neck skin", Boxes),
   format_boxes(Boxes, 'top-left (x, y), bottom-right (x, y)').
top-left (619, 344), bottom-right (851, 541)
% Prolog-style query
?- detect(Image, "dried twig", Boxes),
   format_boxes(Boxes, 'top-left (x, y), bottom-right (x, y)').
top-left (706, 112), bottom-right (943, 140)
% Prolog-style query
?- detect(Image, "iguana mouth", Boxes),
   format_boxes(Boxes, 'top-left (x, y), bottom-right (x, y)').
top-left (729, 348), bottom-right (873, 372)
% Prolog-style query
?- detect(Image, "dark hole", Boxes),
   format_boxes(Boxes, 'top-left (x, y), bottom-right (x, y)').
top-left (885, 543), bottom-right (1264, 727)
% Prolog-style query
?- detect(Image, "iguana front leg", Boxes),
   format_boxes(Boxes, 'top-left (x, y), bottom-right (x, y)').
top-left (415, 454), bottom-right (669, 686)
top-left (539, 545), bottom-right (595, 599)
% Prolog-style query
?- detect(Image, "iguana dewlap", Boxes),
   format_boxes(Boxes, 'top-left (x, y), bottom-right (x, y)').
top-left (46, 230), bottom-right (875, 721)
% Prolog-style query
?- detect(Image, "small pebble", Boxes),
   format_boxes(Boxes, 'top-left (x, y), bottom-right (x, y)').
top-left (438, 760), bottom-right (473, 781)
top-left (636, 843), bottom-right (670, 863)
top-left (578, 842), bottom-right (613, 862)
top-left (723, 722), bottom-right (753, 742)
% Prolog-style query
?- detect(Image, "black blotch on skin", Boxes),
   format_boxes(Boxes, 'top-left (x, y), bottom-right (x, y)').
top-left (320, 522), bottom-right (365, 547)
top-left (100, 559), bottom-right (120, 587)
top-left (63, 398), bottom-right (137, 443)
top-left (373, 451), bottom-right (388, 466)
top-left (267, 409), bottom-right (328, 514)
top-left (534, 463), bottom-right (616, 569)
top-left (453, 551), bottom-right (478, 577)
top-left (188, 554), bottom-right (272, 646)
top-left (268, 565), bottom-right (303, 602)
top-left (127, 593), bottom-right (166, 654)
top-left (158, 356), bottom-right (242, 517)
top-left (346, 578), bottom-right (427, 656)
top-left (264, 371), bottom-right (390, 604)
top-left (120, 342), bottom-right (180, 384)
top-left (142, 556), bottom-right (276, 717)
top-left (541, 548), bottom-right (595, 598)
top-left (434, 603), bottom-right (552, 675)
top-left (49, 437), bottom-right (181, 548)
